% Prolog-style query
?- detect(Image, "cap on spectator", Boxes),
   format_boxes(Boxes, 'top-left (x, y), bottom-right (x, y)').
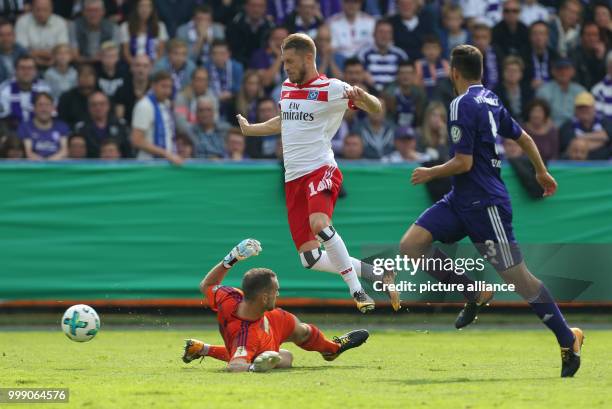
top-left (574, 92), bottom-right (595, 107)
top-left (395, 126), bottom-right (415, 139)
top-left (553, 58), bottom-right (573, 69)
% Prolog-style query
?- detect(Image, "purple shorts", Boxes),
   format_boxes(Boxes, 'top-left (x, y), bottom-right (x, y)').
top-left (415, 197), bottom-right (523, 272)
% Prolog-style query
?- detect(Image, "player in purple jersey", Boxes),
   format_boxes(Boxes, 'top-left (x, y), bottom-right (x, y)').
top-left (399, 45), bottom-right (584, 378)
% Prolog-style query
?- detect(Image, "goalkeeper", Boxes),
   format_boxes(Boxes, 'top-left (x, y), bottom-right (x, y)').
top-left (182, 239), bottom-right (370, 372)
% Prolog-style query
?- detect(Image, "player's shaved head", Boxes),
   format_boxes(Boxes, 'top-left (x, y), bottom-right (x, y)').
top-left (450, 44), bottom-right (483, 82)
top-left (242, 268), bottom-right (278, 304)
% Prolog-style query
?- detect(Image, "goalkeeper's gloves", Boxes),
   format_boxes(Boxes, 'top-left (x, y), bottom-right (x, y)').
top-left (223, 239), bottom-right (262, 268)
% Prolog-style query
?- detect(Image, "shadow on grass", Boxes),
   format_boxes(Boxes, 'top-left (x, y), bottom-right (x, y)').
top-left (379, 376), bottom-right (558, 386)
top-left (183, 365), bottom-right (366, 374)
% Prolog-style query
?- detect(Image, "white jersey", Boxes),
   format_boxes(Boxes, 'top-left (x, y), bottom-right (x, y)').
top-left (279, 75), bottom-right (355, 182)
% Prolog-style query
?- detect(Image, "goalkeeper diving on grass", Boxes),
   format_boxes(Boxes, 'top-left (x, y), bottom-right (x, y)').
top-left (182, 239), bottom-right (369, 372)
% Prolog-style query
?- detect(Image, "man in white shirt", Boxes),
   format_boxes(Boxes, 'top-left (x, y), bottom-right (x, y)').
top-left (460, 0), bottom-right (503, 27)
top-left (131, 70), bottom-right (183, 165)
top-left (329, 0), bottom-right (375, 58)
top-left (237, 33), bottom-right (400, 313)
top-left (520, 0), bottom-right (550, 26)
top-left (15, 0), bottom-right (68, 68)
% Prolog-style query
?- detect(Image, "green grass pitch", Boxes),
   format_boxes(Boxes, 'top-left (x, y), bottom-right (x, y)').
top-left (1, 326), bottom-right (611, 409)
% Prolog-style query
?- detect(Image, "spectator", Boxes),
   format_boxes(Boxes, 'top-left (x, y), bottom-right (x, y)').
top-left (459, 0), bottom-right (503, 28)
top-left (494, 55), bottom-right (533, 122)
top-left (175, 133), bottom-right (194, 159)
top-left (536, 58), bottom-right (586, 127)
top-left (245, 97), bottom-right (279, 158)
top-left (100, 138), bottom-right (121, 160)
top-left (417, 101), bottom-right (448, 163)
top-left (15, 0), bottom-right (68, 68)
top-left (565, 137), bottom-right (588, 160)
top-left (153, 38), bottom-right (196, 94)
top-left (0, 19), bottom-right (27, 83)
top-left (492, 0), bottom-right (530, 59)
top-left (58, 63), bottom-right (98, 127)
top-left (0, 0), bottom-right (27, 23)
top-left (520, 0), bottom-right (550, 27)
top-left (503, 138), bottom-right (523, 158)
top-left (175, 67), bottom-right (218, 128)
top-left (267, 0), bottom-right (295, 25)
top-left (114, 54), bottom-right (151, 124)
top-left (353, 97), bottom-right (395, 159)
top-left (152, 0), bottom-right (197, 38)
top-left (0, 135), bottom-right (25, 159)
top-left (175, 5), bottom-right (225, 67)
top-left (17, 92), bottom-right (69, 160)
top-left (43, 43), bottom-right (77, 100)
top-left (70, 0), bottom-right (118, 64)
top-left (549, 0), bottom-right (582, 57)
top-left (593, 2), bottom-right (612, 46)
top-left (342, 57), bottom-right (368, 89)
top-left (74, 91), bottom-right (131, 158)
top-left (130, 70), bottom-right (181, 164)
top-left (522, 98), bottom-right (559, 162)
top-left (439, 4), bottom-right (470, 59)
top-left (570, 22), bottom-right (607, 90)
top-left (329, 0), bottom-right (375, 58)
top-left (340, 132), bottom-right (364, 159)
top-left (525, 21), bottom-right (559, 90)
top-left (249, 26), bottom-right (288, 91)
top-left (471, 23), bottom-right (502, 89)
top-left (385, 60), bottom-right (426, 128)
top-left (389, 0), bottom-right (434, 59)
top-left (285, 0), bottom-right (324, 38)
top-left (592, 50), bottom-right (612, 121)
top-left (319, 0), bottom-right (343, 19)
top-left (206, 40), bottom-right (244, 121)
top-left (225, 127), bottom-right (247, 161)
top-left (358, 19), bottom-right (408, 92)
top-left (67, 133), bottom-right (87, 159)
top-left (559, 91), bottom-right (611, 160)
top-left (234, 71), bottom-right (264, 124)
top-left (382, 126), bottom-right (419, 162)
top-left (120, 0), bottom-right (168, 64)
top-left (188, 96), bottom-right (229, 159)
top-left (0, 55), bottom-right (50, 129)
top-left (341, 58), bottom-right (369, 127)
top-left (208, 0), bottom-right (243, 26)
top-left (415, 36), bottom-right (449, 98)
top-left (96, 41), bottom-right (128, 99)
top-left (226, 0), bottom-right (273, 66)
top-left (315, 24), bottom-right (345, 80)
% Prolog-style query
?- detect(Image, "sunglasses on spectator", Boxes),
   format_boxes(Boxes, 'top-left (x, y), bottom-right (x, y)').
top-left (504, 8), bottom-right (520, 14)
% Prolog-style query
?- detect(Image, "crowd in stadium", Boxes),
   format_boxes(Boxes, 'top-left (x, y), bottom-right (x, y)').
top-left (0, 0), bottom-right (610, 162)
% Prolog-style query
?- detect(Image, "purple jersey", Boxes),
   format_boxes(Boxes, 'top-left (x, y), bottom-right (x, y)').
top-left (17, 119), bottom-right (69, 158)
top-left (447, 85), bottom-right (522, 209)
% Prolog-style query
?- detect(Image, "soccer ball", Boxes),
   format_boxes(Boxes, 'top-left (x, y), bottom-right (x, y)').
top-left (61, 304), bottom-right (100, 342)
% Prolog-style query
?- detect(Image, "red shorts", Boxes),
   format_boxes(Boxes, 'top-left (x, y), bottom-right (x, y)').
top-left (284, 165), bottom-right (343, 249)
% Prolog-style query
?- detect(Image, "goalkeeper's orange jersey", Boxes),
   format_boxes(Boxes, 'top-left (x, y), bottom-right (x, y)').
top-left (205, 285), bottom-right (297, 363)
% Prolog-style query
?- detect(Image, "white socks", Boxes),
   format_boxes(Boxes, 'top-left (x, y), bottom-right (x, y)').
top-left (314, 226), bottom-right (362, 294)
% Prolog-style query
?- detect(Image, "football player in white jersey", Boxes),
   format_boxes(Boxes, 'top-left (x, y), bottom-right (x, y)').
top-left (237, 33), bottom-right (400, 313)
